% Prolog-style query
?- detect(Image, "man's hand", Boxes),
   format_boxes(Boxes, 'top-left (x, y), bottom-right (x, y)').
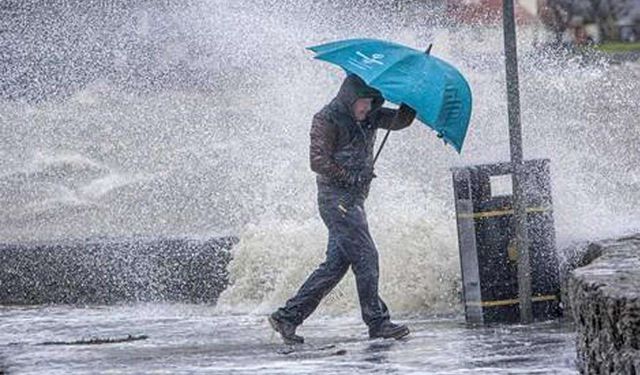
top-left (380, 103), bottom-right (416, 130)
top-left (347, 166), bottom-right (377, 188)
top-left (397, 103), bottom-right (416, 124)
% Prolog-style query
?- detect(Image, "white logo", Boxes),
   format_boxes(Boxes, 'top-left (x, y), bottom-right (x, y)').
top-left (348, 51), bottom-right (385, 71)
top-left (356, 51), bottom-right (385, 65)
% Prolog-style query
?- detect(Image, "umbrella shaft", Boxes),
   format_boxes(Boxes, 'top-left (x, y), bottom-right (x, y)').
top-left (373, 128), bottom-right (392, 165)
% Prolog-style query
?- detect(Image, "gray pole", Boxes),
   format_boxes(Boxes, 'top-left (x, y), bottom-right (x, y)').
top-left (502, 0), bottom-right (533, 323)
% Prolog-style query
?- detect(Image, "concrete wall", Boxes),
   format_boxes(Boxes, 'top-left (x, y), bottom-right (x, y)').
top-left (0, 236), bottom-right (237, 305)
top-left (567, 234), bottom-right (640, 374)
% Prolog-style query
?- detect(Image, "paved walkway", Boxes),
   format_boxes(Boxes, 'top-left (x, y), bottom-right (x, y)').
top-left (1, 304), bottom-right (577, 374)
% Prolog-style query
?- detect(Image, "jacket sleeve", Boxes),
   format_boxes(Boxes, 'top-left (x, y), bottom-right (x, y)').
top-left (309, 114), bottom-right (350, 183)
top-left (372, 103), bottom-right (417, 130)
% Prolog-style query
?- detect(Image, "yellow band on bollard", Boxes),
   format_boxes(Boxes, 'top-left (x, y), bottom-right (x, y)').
top-left (457, 207), bottom-right (551, 220)
top-left (466, 294), bottom-right (558, 307)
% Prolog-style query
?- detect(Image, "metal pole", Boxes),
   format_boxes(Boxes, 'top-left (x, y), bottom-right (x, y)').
top-left (502, 0), bottom-right (532, 323)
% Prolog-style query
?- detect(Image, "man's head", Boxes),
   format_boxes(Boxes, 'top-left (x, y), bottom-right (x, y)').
top-left (352, 97), bottom-right (373, 121)
top-left (335, 75), bottom-right (384, 121)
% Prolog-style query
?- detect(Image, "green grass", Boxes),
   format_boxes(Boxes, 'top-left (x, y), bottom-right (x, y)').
top-left (595, 42), bottom-right (640, 53)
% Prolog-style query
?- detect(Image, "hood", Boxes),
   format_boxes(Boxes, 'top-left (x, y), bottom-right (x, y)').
top-left (334, 74), bottom-right (385, 118)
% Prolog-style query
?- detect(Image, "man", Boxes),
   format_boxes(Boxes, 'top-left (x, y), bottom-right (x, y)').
top-left (269, 74), bottom-right (416, 344)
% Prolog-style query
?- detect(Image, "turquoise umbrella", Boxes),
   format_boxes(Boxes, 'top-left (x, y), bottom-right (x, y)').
top-left (308, 38), bottom-right (472, 153)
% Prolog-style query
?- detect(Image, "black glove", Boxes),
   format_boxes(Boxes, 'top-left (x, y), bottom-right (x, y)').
top-left (347, 166), bottom-right (377, 189)
top-left (398, 103), bottom-right (417, 123)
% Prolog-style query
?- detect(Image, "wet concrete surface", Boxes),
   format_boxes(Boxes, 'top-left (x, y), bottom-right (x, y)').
top-left (0, 304), bottom-right (577, 374)
top-left (567, 234), bottom-right (640, 374)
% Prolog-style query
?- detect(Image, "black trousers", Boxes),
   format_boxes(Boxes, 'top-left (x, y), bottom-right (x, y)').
top-left (274, 187), bottom-right (390, 328)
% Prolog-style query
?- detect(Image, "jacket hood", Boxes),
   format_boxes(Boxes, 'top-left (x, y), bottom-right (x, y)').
top-left (334, 74), bottom-right (385, 118)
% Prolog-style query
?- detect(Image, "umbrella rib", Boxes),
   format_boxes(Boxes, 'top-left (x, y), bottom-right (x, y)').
top-left (366, 53), bottom-right (421, 103)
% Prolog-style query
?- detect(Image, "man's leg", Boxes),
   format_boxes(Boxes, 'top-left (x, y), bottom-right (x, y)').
top-left (270, 194), bottom-right (351, 344)
top-left (336, 203), bottom-right (389, 327)
top-left (337, 202), bottom-right (408, 339)
top-left (273, 232), bottom-right (349, 326)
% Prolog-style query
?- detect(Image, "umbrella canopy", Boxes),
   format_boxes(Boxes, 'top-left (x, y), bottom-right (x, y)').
top-left (308, 38), bottom-right (472, 153)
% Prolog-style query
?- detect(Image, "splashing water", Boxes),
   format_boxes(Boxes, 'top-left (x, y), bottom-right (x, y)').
top-left (1, 1), bottom-right (639, 316)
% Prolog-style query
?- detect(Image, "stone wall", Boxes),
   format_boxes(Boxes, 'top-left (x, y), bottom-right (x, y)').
top-left (0, 236), bottom-right (237, 305)
top-left (567, 234), bottom-right (640, 374)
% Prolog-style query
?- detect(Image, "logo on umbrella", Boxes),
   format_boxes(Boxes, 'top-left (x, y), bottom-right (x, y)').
top-left (348, 51), bottom-right (385, 71)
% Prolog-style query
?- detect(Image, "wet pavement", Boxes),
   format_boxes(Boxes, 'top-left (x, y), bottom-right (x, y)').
top-left (0, 304), bottom-right (577, 374)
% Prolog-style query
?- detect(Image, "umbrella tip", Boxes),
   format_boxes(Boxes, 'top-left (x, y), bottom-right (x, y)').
top-left (425, 44), bottom-right (433, 55)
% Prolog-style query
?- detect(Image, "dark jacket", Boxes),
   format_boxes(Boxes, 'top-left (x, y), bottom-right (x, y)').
top-left (309, 75), bottom-right (415, 197)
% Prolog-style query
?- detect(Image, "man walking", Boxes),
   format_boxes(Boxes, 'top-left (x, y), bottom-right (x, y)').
top-left (269, 74), bottom-right (416, 344)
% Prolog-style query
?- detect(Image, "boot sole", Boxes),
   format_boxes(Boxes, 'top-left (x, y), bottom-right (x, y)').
top-left (393, 327), bottom-right (410, 339)
top-left (370, 327), bottom-right (410, 340)
top-left (268, 316), bottom-right (304, 345)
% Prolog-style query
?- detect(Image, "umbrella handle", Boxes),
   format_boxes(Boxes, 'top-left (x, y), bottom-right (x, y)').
top-left (373, 128), bottom-right (392, 166)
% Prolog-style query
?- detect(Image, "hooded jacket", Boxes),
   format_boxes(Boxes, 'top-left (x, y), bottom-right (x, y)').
top-left (310, 74), bottom-right (416, 197)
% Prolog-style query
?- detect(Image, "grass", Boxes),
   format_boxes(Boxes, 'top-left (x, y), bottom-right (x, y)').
top-left (595, 42), bottom-right (640, 53)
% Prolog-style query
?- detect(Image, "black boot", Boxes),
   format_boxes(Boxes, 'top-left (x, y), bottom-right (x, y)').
top-left (369, 321), bottom-right (410, 340)
top-left (268, 313), bottom-right (304, 345)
